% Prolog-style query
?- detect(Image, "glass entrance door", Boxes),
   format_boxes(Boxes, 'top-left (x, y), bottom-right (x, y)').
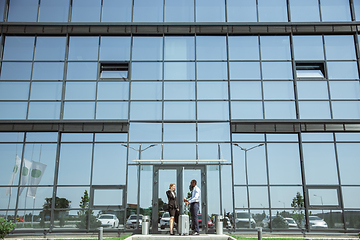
top-left (152, 165), bottom-right (207, 234)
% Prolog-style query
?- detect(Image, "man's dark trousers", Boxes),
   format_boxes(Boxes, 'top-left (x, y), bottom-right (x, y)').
top-left (190, 202), bottom-right (199, 233)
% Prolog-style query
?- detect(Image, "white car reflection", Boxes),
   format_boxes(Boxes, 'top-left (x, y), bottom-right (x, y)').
top-left (160, 212), bottom-right (170, 229)
top-left (302, 216), bottom-right (328, 229)
top-left (285, 217), bottom-right (298, 228)
top-left (97, 214), bottom-right (119, 228)
top-left (126, 214), bottom-right (143, 229)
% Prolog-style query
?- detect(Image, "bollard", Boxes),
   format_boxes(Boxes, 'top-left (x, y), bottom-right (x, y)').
top-left (257, 227), bottom-right (262, 240)
top-left (142, 215), bottom-right (150, 235)
top-left (99, 227), bottom-right (103, 240)
top-left (215, 215), bottom-right (223, 235)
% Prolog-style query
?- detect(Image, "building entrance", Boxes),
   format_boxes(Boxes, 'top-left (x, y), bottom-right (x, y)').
top-left (151, 165), bottom-right (207, 234)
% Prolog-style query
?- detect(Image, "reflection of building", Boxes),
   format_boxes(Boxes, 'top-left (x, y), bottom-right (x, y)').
top-left (0, 0), bottom-right (360, 234)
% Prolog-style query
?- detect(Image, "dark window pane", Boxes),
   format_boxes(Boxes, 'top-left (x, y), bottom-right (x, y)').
top-left (35, 37), bottom-right (66, 60)
top-left (102, 0), bottom-right (132, 22)
top-left (8, 0), bottom-right (38, 22)
top-left (39, 0), bottom-right (69, 22)
top-left (3, 37), bottom-right (34, 60)
top-left (71, 0), bottom-right (101, 22)
top-left (165, 0), bottom-right (194, 22)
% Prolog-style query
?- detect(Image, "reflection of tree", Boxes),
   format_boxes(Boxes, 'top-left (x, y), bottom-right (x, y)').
top-left (41, 196), bottom-right (71, 227)
top-left (272, 213), bottom-right (288, 229)
top-left (76, 190), bottom-right (101, 229)
top-left (291, 192), bottom-right (305, 229)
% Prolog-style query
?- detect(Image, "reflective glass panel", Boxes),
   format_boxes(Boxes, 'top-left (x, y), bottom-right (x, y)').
top-left (198, 143), bottom-right (231, 162)
top-left (309, 189), bottom-right (339, 206)
top-left (97, 82), bottom-right (129, 100)
top-left (8, 0), bottom-right (38, 22)
top-left (0, 82), bottom-right (29, 100)
top-left (337, 143), bottom-right (360, 185)
top-left (234, 187), bottom-right (247, 207)
top-left (262, 62), bottom-right (293, 80)
top-left (0, 132), bottom-right (25, 142)
top-left (94, 133), bottom-right (127, 142)
top-left (230, 81), bottom-right (262, 100)
top-left (266, 134), bottom-right (298, 142)
top-left (71, 0), bottom-right (101, 22)
top-left (39, 0), bottom-right (69, 22)
top-left (25, 132), bottom-right (58, 142)
top-left (299, 101), bottom-right (331, 119)
top-left (303, 143), bottom-right (338, 184)
top-left (264, 101), bottom-right (296, 119)
top-left (130, 102), bottom-right (162, 120)
top-left (231, 101), bottom-right (263, 119)
top-left (197, 82), bottom-right (228, 100)
top-left (163, 143), bottom-right (196, 160)
top-left (335, 133), bottom-right (360, 142)
top-left (100, 37), bottom-right (131, 61)
top-left (0, 143), bottom-right (23, 186)
top-left (164, 37), bottom-right (195, 60)
top-left (163, 123), bottom-right (196, 142)
top-left (270, 186), bottom-right (303, 210)
top-left (28, 102), bottom-right (61, 119)
top-left (355, 0), bottom-right (360, 21)
top-left (30, 82), bottom-right (62, 100)
top-left (65, 82), bottom-right (96, 100)
top-left (228, 36), bottom-right (259, 60)
top-left (196, 0), bottom-right (225, 22)
top-left (0, 62), bottom-right (32, 80)
top-left (129, 123), bottom-right (162, 142)
top-left (330, 81), bottom-right (360, 99)
top-left (320, 0), bottom-right (351, 21)
top-left (0, 103), bottom-right (27, 119)
top-left (229, 62), bottom-right (261, 80)
top-left (102, 0), bottom-right (132, 22)
top-left (260, 36), bottom-right (291, 60)
top-left (165, 0), bottom-right (194, 22)
top-left (197, 62), bottom-right (227, 80)
top-left (93, 144), bottom-right (127, 184)
top-left (68, 37), bottom-right (99, 61)
top-left (0, 1), bottom-right (4, 22)
top-left (32, 62), bottom-right (64, 80)
top-left (325, 35), bottom-right (356, 60)
top-left (301, 133), bottom-right (334, 142)
top-left (332, 101), bottom-right (360, 119)
top-left (131, 82), bottom-right (162, 100)
top-left (343, 187), bottom-right (360, 208)
top-left (293, 36), bottom-right (324, 60)
top-left (131, 62), bottom-right (162, 80)
top-left (133, 0), bottom-right (163, 22)
top-left (3, 37), bottom-right (34, 60)
top-left (58, 144), bottom-right (92, 185)
top-left (227, 0), bottom-right (257, 22)
top-left (297, 81), bottom-right (328, 99)
top-left (164, 82), bottom-right (195, 100)
top-left (327, 62), bottom-right (359, 79)
top-left (164, 102), bottom-right (195, 120)
top-left (96, 102), bottom-right (128, 119)
top-left (35, 37), bottom-right (66, 60)
top-left (132, 37), bottom-right (163, 60)
top-left (63, 102), bottom-right (95, 119)
top-left (164, 62), bottom-right (195, 80)
top-left (61, 133), bottom-right (93, 142)
top-left (263, 81), bottom-right (294, 100)
top-left (196, 36), bottom-right (226, 60)
top-left (66, 62), bottom-right (98, 80)
top-left (232, 133), bottom-right (265, 142)
top-left (289, 0), bottom-right (320, 22)
top-left (198, 123), bottom-right (230, 142)
top-left (197, 101), bottom-right (229, 120)
top-left (258, 0), bottom-right (288, 22)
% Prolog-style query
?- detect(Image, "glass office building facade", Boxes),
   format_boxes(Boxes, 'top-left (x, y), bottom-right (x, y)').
top-left (1, 0), bottom-right (360, 234)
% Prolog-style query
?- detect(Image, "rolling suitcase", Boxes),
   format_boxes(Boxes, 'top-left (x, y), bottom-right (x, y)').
top-left (178, 214), bottom-right (189, 235)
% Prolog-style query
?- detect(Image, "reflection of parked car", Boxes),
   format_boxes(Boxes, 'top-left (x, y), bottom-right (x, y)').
top-left (302, 216), bottom-right (328, 229)
top-left (235, 211), bottom-right (256, 228)
top-left (98, 214), bottom-right (119, 228)
top-left (198, 214), bottom-right (213, 228)
top-left (285, 217), bottom-right (298, 228)
top-left (160, 212), bottom-right (170, 229)
top-left (262, 215), bottom-right (288, 228)
top-left (126, 214), bottom-right (143, 229)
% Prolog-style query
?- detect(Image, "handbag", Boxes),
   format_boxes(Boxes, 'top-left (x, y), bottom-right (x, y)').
top-left (163, 204), bottom-right (169, 211)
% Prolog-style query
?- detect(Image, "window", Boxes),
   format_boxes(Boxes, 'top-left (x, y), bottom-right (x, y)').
top-left (296, 63), bottom-right (325, 79)
top-left (100, 63), bottom-right (129, 79)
